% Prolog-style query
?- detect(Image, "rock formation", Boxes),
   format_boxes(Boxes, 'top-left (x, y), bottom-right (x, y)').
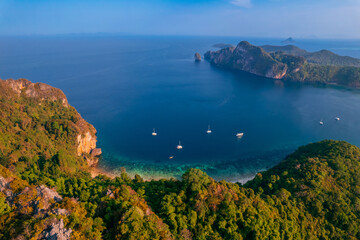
top-left (204, 41), bottom-right (288, 79)
top-left (204, 41), bottom-right (360, 88)
top-left (194, 52), bottom-right (201, 62)
top-left (3, 78), bottom-right (69, 107)
top-left (42, 219), bottom-right (72, 240)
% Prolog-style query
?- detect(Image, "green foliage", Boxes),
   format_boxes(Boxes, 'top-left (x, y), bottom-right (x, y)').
top-left (2, 79), bottom-right (360, 239)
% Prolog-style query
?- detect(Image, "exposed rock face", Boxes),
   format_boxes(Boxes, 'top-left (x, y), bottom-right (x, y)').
top-left (35, 185), bottom-right (63, 214)
top-left (42, 219), bottom-right (72, 240)
top-left (194, 52), bottom-right (202, 62)
top-left (204, 41), bottom-right (288, 79)
top-left (0, 167), bottom-right (73, 239)
top-left (3, 78), bottom-right (68, 107)
top-left (77, 132), bottom-right (97, 156)
top-left (91, 148), bottom-right (102, 157)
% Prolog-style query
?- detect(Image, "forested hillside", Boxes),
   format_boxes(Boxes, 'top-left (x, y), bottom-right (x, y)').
top-left (1, 79), bottom-right (360, 239)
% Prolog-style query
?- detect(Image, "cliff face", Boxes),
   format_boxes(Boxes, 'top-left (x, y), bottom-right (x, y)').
top-left (204, 41), bottom-right (360, 88)
top-left (0, 78), bottom-right (101, 168)
top-left (204, 41), bottom-right (288, 79)
top-left (3, 78), bottom-right (69, 106)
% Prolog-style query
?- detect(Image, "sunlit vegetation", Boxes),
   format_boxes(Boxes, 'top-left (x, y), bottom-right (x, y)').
top-left (1, 79), bottom-right (360, 239)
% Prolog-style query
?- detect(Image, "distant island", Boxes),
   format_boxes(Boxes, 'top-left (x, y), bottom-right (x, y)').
top-left (281, 37), bottom-right (295, 44)
top-left (212, 43), bottom-right (235, 49)
top-left (204, 41), bottom-right (360, 88)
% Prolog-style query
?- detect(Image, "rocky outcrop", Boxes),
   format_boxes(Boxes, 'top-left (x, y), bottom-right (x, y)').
top-left (0, 167), bottom-right (73, 239)
top-left (77, 132), bottom-right (97, 156)
top-left (41, 218), bottom-right (72, 240)
top-left (3, 78), bottom-right (68, 107)
top-left (194, 52), bottom-right (201, 62)
top-left (205, 41), bottom-right (288, 79)
top-left (35, 185), bottom-right (63, 214)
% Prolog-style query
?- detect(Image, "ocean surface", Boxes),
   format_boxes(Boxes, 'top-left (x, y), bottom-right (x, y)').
top-left (1, 35), bottom-right (360, 181)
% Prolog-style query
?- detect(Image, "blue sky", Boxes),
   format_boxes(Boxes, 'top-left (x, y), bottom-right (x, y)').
top-left (0, 0), bottom-right (359, 38)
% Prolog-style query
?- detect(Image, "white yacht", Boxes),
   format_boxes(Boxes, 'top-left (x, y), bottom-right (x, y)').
top-left (319, 121), bottom-right (324, 125)
top-left (206, 125), bottom-right (212, 134)
top-left (152, 128), bottom-right (157, 136)
top-left (236, 132), bottom-right (244, 138)
top-left (177, 141), bottom-right (183, 149)
top-left (335, 117), bottom-right (340, 121)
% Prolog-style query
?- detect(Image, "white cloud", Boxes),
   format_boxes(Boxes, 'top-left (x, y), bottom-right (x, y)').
top-left (231, 0), bottom-right (252, 8)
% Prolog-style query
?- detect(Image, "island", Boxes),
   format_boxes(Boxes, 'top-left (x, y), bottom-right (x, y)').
top-left (212, 43), bottom-right (235, 49)
top-left (204, 41), bottom-right (360, 88)
top-left (1, 78), bottom-right (360, 239)
top-left (194, 52), bottom-right (201, 62)
top-left (281, 37), bottom-right (295, 44)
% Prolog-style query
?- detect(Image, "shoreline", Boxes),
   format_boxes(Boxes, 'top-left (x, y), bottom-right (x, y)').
top-left (89, 165), bottom-right (259, 184)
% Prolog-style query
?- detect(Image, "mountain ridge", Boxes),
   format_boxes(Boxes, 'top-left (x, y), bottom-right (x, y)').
top-left (205, 41), bottom-right (360, 88)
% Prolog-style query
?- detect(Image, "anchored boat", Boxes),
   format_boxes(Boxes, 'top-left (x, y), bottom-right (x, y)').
top-left (177, 141), bottom-right (183, 149)
top-left (236, 132), bottom-right (244, 138)
top-left (206, 125), bottom-right (212, 134)
top-left (152, 128), bottom-right (157, 136)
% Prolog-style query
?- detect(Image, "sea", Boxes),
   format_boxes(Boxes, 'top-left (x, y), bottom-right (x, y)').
top-left (1, 35), bottom-right (360, 182)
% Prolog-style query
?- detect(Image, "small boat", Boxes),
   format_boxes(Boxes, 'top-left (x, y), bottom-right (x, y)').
top-left (152, 128), bottom-right (157, 136)
top-left (335, 117), bottom-right (340, 121)
top-left (236, 132), bottom-right (244, 138)
top-left (169, 156), bottom-right (174, 159)
top-left (319, 121), bottom-right (324, 125)
top-left (177, 141), bottom-right (183, 150)
top-left (206, 125), bottom-right (212, 134)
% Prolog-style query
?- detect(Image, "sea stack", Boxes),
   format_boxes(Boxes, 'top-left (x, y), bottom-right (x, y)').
top-left (194, 52), bottom-right (201, 62)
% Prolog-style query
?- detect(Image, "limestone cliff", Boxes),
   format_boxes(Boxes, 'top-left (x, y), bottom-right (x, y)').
top-left (205, 41), bottom-right (288, 79)
top-left (3, 78), bottom-right (69, 106)
top-left (0, 78), bottom-right (101, 167)
top-left (204, 41), bottom-right (360, 88)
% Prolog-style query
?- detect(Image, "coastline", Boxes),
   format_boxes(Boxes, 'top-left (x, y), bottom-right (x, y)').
top-left (89, 166), bottom-right (117, 179)
top-left (90, 164), bottom-right (261, 184)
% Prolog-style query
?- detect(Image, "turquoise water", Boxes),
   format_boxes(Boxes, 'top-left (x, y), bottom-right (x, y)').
top-left (1, 35), bottom-right (360, 181)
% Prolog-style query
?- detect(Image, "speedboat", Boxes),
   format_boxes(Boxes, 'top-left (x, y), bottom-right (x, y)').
top-left (335, 117), bottom-right (340, 121)
top-left (319, 121), bottom-right (324, 125)
top-left (177, 141), bottom-right (183, 150)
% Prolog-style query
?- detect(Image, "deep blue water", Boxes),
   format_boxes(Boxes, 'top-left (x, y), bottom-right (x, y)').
top-left (1, 35), bottom-right (360, 181)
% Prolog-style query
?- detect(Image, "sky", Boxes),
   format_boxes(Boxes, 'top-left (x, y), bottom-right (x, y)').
top-left (0, 0), bottom-right (359, 38)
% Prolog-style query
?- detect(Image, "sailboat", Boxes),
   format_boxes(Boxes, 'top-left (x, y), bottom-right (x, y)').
top-left (206, 125), bottom-right (212, 134)
top-left (152, 128), bottom-right (157, 136)
top-left (236, 132), bottom-right (244, 138)
top-left (177, 141), bottom-right (183, 150)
